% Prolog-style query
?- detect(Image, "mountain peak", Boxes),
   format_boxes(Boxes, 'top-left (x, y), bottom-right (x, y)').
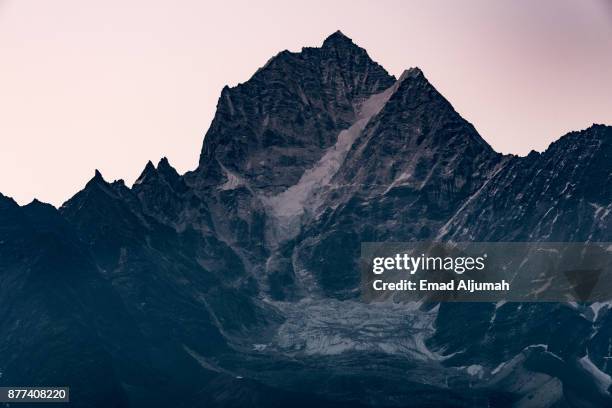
top-left (157, 157), bottom-right (172, 173)
top-left (197, 30), bottom-right (395, 191)
top-left (86, 169), bottom-right (107, 187)
top-left (399, 67), bottom-right (424, 81)
top-left (157, 157), bottom-right (180, 179)
top-left (61, 168), bottom-right (115, 211)
top-left (79, 169), bottom-right (114, 197)
top-left (322, 30), bottom-right (354, 48)
top-left (134, 160), bottom-right (157, 185)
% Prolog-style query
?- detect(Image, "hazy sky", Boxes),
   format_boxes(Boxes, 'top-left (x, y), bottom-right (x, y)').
top-left (1, 0), bottom-right (612, 206)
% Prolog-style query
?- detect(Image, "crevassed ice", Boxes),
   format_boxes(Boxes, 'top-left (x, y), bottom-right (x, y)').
top-left (271, 298), bottom-right (441, 360)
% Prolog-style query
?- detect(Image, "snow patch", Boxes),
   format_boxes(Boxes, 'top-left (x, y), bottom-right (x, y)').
top-left (590, 302), bottom-right (611, 321)
top-left (491, 361), bottom-right (507, 375)
top-left (219, 163), bottom-right (246, 191)
top-left (183, 345), bottom-right (239, 377)
top-left (466, 364), bottom-right (484, 378)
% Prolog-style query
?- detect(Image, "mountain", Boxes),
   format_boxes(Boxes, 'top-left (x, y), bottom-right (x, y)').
top-left (1, 31), bottom-right (611, 407)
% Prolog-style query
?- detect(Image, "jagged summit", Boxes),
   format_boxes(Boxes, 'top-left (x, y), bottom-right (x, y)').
top-left (84, 169), bottom-right (107, 188)
top-left (157, 157), bottom-right (179, 177)
top-left (197, 30), bottom-right (395, 191)
top-left (135, 160), bottom-right (157, 185)
top-left (158, 156), bottom-right (171, 169)
top-left (240, 31), bottom-right (374, 90)
top-left (399, 67), bottom-right (424, 81)
top-left (538, 122), bottom-right (612, 158)
top-left (321, 30), bottom-right (354, 48)
top-left (133, 157), bottom-right (182, 187)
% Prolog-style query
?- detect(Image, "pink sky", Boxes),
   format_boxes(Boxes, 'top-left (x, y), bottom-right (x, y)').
top-left (1, 0), bottom-right (611, 206)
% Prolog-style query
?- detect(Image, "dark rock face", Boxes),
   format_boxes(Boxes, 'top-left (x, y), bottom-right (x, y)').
top-left (439, 124), bottom-right (612, 242)
top-left (1, 32), bottom-right (611, 407)
top-left (294, 68), bottom-right (502, 297)
top-left (0, 197), bottom-right (135, 406)
top-left (197, 30), bottom-right (395, 192)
